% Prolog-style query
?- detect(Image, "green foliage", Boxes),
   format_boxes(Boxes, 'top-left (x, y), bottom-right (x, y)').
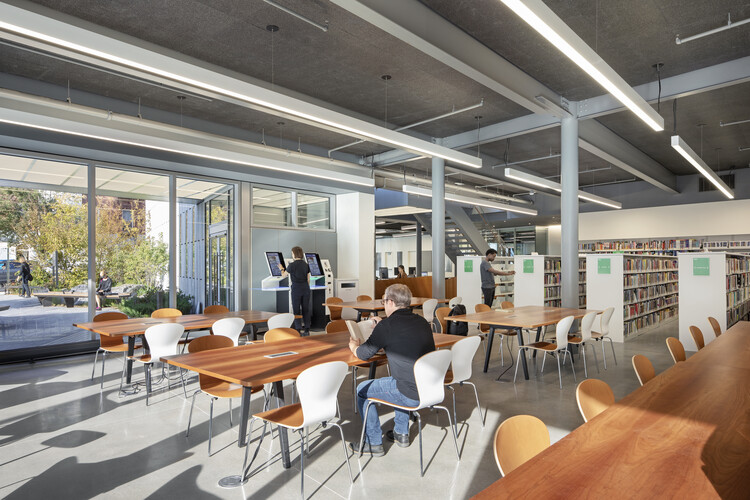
top-left (0, 187), bottom-right (49, 244)
top-left (119, 286), bottom-right (194, 318)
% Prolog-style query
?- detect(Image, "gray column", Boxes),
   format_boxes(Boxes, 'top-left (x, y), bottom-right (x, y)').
top-left (415, 220), bottom-right (422, 276)
top-left (431, 149), bottom-right (445, 299)
top-left (560, 109), bottom-right (579, 309)
top-left (169, 175), bottom-right (177, 309)
top-left (87, 164), bottom-right (96, 321)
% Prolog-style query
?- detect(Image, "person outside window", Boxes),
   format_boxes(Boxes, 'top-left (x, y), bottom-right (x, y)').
top-left (280, 246), bottom-right (311, 336)
top-left (16, 254), bottom-right (32, 298)
top-left (95, 270), bottom-right (112, 310)
top-left (481, 249), bottom-right (515, 307)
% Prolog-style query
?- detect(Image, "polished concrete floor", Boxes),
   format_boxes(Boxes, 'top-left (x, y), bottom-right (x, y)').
top-left (0, 320), bottom-right (683, 499)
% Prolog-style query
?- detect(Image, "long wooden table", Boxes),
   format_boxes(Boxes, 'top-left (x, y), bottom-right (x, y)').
top-left (473, 321), bottom-right (750, 499)
top-left (334, 297), bottom-right (448, 321)
top-left (162, 331), bottom-right (464, 469)
top-left (448, 306), bottom-right (599, 378)
top-left (74, 310), bottom-right (298, 383)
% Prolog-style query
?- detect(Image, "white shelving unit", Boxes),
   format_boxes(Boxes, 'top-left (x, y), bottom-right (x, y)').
top-left (514, 255), bottom-right (584, 308)
top-left (514, 255), bottom-right (545, 307)
top-left (456, 255), bottom-right (515, 312)
top-left (586, 254), bottom-right (678, 343)
top-left (493, 256), bottom-right (514, 305)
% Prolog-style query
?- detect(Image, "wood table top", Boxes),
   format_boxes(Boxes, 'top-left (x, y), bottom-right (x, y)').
top-left (162, 331), bottom-right (464, 387)
top-left (74, 310), bottom-right (299, 337)
top-left (449, 305), bottom-right (599, 329)
top-left (333, 297), bottom-right (448, 310)
top-left (472, 321), bottom-right (750, 499)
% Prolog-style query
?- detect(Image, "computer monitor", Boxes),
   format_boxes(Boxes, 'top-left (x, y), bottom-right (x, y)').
top-left (265, 251), bottom-right (286, 277)
top-left (378, 267), bottom-right (389, 279)
top-left (305, 252), bottom-right (324, 277)
top-left (409, 267), bottom-right (416, 276)
top-left (393, 267), bottom-right (400, 276)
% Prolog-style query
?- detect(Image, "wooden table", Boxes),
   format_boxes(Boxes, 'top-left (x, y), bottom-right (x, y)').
top-left (448, 306), bottom-right (599, 378)
top-left (473, 321), bottom-right (750, 499)
top-left (333, 297), bottom-right (448, 321)
top-left (162, 331), bottom-right (464, 469)
top-left (74, 310), bottom-right (298, 383)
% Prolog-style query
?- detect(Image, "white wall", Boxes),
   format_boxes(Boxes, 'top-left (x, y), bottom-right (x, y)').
top-left (336, 192), bottom-right (375, 297)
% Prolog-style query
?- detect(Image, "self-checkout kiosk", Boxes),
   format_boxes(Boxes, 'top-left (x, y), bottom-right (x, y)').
top-left (261, 251), bottom-right (288, 290)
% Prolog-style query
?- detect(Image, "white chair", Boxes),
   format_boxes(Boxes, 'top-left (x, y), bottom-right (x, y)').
top-left (591, 307), bottom-right (617, 369)
top-left (242, 361), bottom-right (353, 498)
top-left (567, 312), bottom-right (599, 378)
top-left (422, 298), bottom-right (438, 332)
top-left (514, 316), bottom-right (576, 389)
top-left (211, 317), bottom-right (245, 346)
top-left (357, 349), bottom-right (460, 476)
top-left (448, 296), bottom-right (462, 308)
top-left (445, 336), bottom-right (484, 433)
top-left (267, 313), bottom-right (294, 330)
top-left (130, 323), bottom-right (187, 405)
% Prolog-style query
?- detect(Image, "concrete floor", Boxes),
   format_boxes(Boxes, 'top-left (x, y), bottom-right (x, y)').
top-left (0, 319), bottom-right (683, 499)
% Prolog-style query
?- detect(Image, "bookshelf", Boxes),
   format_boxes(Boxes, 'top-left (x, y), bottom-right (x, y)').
top-left (586, 254), bottom-right (678, 342)
top-left (543, 256), bottom-right (561, 308)
top-left (456, 255), bottom-right (516, 312)
top-left (494, 256), bottom-right (514, 305)
top-left (513, 255), bottom-right (585, 308)
top-left (579, 239), bottom-right (701, 254)
top-left (678, 252), bottom-right (750, 350)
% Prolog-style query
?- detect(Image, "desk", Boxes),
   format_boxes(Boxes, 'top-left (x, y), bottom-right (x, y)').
top-left (74, 310), bottom-right (298, 383)
top-left (448, 306), bottom-right (598, 378)
top-left (473, 321), bottom-right (750, 499)
top-left (163, 331), bottom-right (464, 469)
top-left (334, 297), bottom-right (448, 321)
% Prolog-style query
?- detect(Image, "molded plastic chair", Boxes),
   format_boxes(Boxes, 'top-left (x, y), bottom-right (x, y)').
top-left (493, 415), bottom-right (550, 476)
top-left (90, 311), bottom-right (138, 389)
top-left (434, 306), bottom-right (451, 334)
top-left (204, 304), bottom-right (229, 314)
top-left (267, 313), bottom-right (295, 331)
top-left (151, 308), bottom-right (182, 318)
top-left (422, 298), bottom-right (438, 331)
top-left (325, 297), bottom-right (343, 321)
top-left (211, 317), bottom-right (245, 346)
top-left (666, 337), bottom-right (686, 364)
top-left (576, 379), bottom-right (615, 423)
top-left (445, 336), bottom-right (484, 431)
top-left (265, 327), bottom-right (300, 343)
top-left (567, 312), bottom-right (599, 377)
top-left (130, 323), bottom-right (186, 405)
top-left (325, 319), bottom-right (348, 334)
top-left (591, 307), bottom-right (616, 369)
top-left (475, 303), bottom-right (517, 366)
top-left (514, 316), bottom-right (576, 389)
top-left (689, 325), bottom-right (705, 350)
top-left (632, 355), bottom-right (655, 386)
top-left (242, 361), bottom-right (352, 498)
top-left (448, 296), bottom-right (462, 308)
top-left (708, 316), bottom-right (722, 338)
top-left (186, 335), bottom-right (265, 455)
top-left (357, 349), bottom-right (459, 477)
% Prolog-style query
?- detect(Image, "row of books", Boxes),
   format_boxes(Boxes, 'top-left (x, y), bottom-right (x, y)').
top-left (624, 272), bottom-right (678, 288)
top-left (579, 239), bottom-right (701, 251)
top-left (726, 256), bottom-right (750, 274)
top-left (727, 287), bottom-right (750, 310)
top-left (727, 274), bottom-right (750, 292)
top-left (544, 275), bottom-right (561, 285)
top-left (727, 301), bottom-right (750, 327)
top-left (623, 296), bottom-right (678, 321)
top-left (706, 241), bottom-right (750, 249)
top-left (545, 298), bottom-right (562, 307)
top-left (544, 288), bottom-right (560, 300)
top-left (624, 307), bottom-right (678, 335)
top-left (623, 283), bottom-right (678, 304)
top-left (544, 259), bottom-right (561, 272)
top-left (624, 257), bottom-right (678, 272)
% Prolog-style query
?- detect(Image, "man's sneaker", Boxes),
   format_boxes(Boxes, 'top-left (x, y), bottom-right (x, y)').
top-left (349, 441), bottom-right (385, 457)
top-left (385, 429), bottom-right (410, 448)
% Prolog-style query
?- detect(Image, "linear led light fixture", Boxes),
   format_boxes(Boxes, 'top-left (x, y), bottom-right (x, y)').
top-left (0, 6), bottom-right (481, 169)
top-left (670, 135), bottom-right (734, 199)
top-left (402, 184), bottom-right (538, 216)
top-left (500, 0), bottom-right (664, 132)
top-left (504, 168), bottom-right (622, 209)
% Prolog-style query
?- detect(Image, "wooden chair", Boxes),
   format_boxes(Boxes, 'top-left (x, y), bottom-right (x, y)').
top-left (90, 311), bottom-right (138, 389)
top-left (264, 327), bottom-right (301, 343)
top-left (204, 304), bottom-right (229, 314)
top-left (707, 316), bottom-right (722, 338)
top-left (576, 379), bottom-right (615, 422)
top-left (435, 306), bottom-right (451, 334)
top-left (631, 355), bottom-right (655, 386)
top-left (151, 307), bottom-right (182, 318)
top-left (185, 335), bottom-right (265, 455)
top-left (325, 297), bottom-right (343, 321)
top-left (475, 303), bottom-right (517, 366)
top-left (493, 415), bottom-right (550, 476)
top-left (689, 325), bottom-right (705, 350)
top-left (356, 295), bottom-right (372, 319)
top-left (666, 337), bottom-right (686, 364)
top-left (325, 319), bottom-right (348, 334)
top-left (500, 301), bottom-right (514, 309)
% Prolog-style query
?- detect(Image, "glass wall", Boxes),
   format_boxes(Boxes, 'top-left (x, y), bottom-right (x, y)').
top-left (297, 192), bottom-right (330, 229)
top-left (252, 187), bottom-right (292, 227)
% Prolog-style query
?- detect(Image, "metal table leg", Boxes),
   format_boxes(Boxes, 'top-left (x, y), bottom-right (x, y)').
top-left (519, 327), bottom-right (534, 380)
top-left (483, 326), bottom-right (495, 373)
top-left (237, 385), bottom-right (253, 447)
top-left (125, 335), bottom-right (136, 383)
top-left (271, 380), bottom-right (292, 469)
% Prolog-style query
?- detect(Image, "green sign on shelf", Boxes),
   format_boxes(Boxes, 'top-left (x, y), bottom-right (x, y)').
top-left (598, 258), bottom-right (611, 274)
top-left (464, 260), bottom-right (473, 273)
top-left (523, 259), bottom-right (534, 274)
top-left (693, 257), bottom-right (710, 276)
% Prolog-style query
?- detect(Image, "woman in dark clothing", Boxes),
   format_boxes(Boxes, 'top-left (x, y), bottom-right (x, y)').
top-left (281, 246), bottom-right (311, 336)
top-left (17, 254), bottom-right (31, 298)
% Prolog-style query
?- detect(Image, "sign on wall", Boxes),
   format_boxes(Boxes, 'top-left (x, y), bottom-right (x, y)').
top-left (464, 260), bottom-right (473, 272)
top-left (693, 257), bottom-right (710, 276)
top-left (523, 259), bottom-right (534, 273)
top-left (598, 258), bottom-right (611, 274)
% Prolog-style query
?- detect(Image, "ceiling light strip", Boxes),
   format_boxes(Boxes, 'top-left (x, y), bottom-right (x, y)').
top-left (670, 135), bottom-right (734, 199)
top-left (504, 168), bottom-right (622, 209)
top-left (402, 184), bottom-right (537, 216)
top-left (500, 0), bottom-right (664, 132)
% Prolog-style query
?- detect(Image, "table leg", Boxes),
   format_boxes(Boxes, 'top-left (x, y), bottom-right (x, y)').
top-left (272, 380), bottom-right (292, 469)
top-left (356, 310), bottom-right (362, 321)
top-left (64, 297), bottom-right (74, 308)
top-left (125, 335), bottom-right (135, 384)
top-left (483, 326), bottom-right (495, 373)
top-left (519, 327), bottom-right (531, 380)
top-left (368, 360), bottom-right (378, 379)
top-left (238, 386), bottom-right (253, 447)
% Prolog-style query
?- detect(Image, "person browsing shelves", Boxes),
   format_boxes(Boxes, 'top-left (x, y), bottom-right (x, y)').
top-left (481, 249), bottom-right (515, 307)
top-left (280, 246), bottom-right (311, 336)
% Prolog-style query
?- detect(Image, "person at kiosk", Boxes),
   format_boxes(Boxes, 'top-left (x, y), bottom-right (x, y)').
top-left (280, 246), bottom-right (312, 336)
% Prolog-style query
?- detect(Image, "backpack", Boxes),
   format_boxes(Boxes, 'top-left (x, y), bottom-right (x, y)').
top-left (447, 304), bottom-right (468, 336)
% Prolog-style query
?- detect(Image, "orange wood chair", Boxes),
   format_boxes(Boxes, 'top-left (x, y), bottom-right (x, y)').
top-left (356, 295), bottom-right (372, 319)
top-left (666, 337), bottom-right (686, 364)
top-left (325, 319), bottom-right (348, 333)
top-left (325, 297), bottom-right (343, 321)
top-left (632, 355), bottom-right (655, 386)
top-left (151, 307), bottom-right (182, 318)
top-left (90, 311), bottom-right (139, 389)
top-left (475, 303), bottom-right (518, 366)
top-left (576, 379), bottom-right (615, 422)
top-left (689, 326), bottom-right (705, 350)
top-left (493, 415), bottom-right (550, 476)
top-left (264, 327), bottom-right (301, 343)
top-left (707, 317), bottom-right (722, 338)
top-left (434, 306), bottom-right (451, 334)
top-left (204, 304), bottom-right (229, 314)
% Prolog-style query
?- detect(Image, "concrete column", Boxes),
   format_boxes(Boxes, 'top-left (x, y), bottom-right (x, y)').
top-left (431, 149), bottom-right (445, 299)
top-left (169, 175), bottom-right (177, 309)
top-left (415, 220), bottom-right (422, 276)
top-left (560, 109), bottom-right (579, 309)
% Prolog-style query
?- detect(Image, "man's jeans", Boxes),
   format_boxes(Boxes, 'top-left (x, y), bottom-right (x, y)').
top-left (357, 377), bottom-right (419, 446)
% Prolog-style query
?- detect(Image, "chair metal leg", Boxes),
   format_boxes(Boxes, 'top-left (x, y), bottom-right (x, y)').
top-left (208, 398), bottom-right (215, 456)
top-left (91, 349), bottom-right (99, 380)
top-left (555, 352), bottom-right (562, 389)
top-left (416, 412), bottom-right (424, 477)
top-left (229, 398), bottom-right (233, 427)
top-left (299, 430), bottom-right (305, 499)
top-left (357, 400), bottom-right (375, 457)
top-left (565, 350), bottom-right (577, 382)
top-left (513, 348), bottom-right (525, 383)
top-left (465, 381), bottom-right (484, 428)
top-left (541, 350), bottom-right (547, 373)
top-left (179, 368), bottom-right (187, 399)
top-left (329, 422), bottom-right (354, 484)
top-left (237, 417), bottom-right (264, 485)
top-left (100, 351), bottom-right (107, 389)
top-left (352, 367), bottom-right (358, 414)
top-left (435, 405), bottom-right (461, 461)
top-left (499, 334), bottom-right (504, 365)
top-left (606, 337), bottom-right (617, 365)
top-left (448, 385), bottom-right (457, 436)
top-left (118, 354), bottom-right (127, 394)
top-left (145, 363), bottom-right (151, 406)
top-left (582, 344), bottom-right (588, 378)
top-left (591, 342), bottom-right (600, 374)
top-left (186, 389), bottom-right (201, 437)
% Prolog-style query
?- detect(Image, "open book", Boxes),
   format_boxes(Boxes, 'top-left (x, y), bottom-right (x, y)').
top-left (345, 319), bottom-right (375, 344)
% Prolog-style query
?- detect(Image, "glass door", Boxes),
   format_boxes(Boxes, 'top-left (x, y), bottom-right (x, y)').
top-left (207, 226), bottom-right (229, 307)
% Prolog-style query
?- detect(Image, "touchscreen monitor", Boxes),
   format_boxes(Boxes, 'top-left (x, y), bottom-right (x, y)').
top-left (265, 251), bottom-right (286, 277)
top-left (305, 252), bottom-right (324, 277)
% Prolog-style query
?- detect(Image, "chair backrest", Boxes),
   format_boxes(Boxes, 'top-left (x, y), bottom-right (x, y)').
top-left (356, 295), bottom-right (372, 302)
top-left (422, 298), bottom-right (438, 323)
top-left (204, 304), bottom-right (229, 314)
top-left (707, 316), bottom-right (722, 338)
top-left (211, 317), bottom-right (245, 346)
top-left (474, 303), bottom-right (491, 333)
top-left (267, 312), bottom-right (295, 330)
top-left (689, 325), bottom-right (705, 350)
top-left (434, 306), bottom-right (451, 334)
top-left (449, 336), bottom-right (481, 383)
top-left (597, 307), bottom-right (615, 335)
top-left (493, 415), bottom-right (550, 476)
top-left (144, 323), bottom-right (185, 360)
top-left (264, 327), bottom-right (300, 343)
top-left (554, 316), bottom-right (575, 349)
top-left (665, 337), bottom-right (686, 364)
top-left (325, 319), bottom-right (348, 334)
top-left (187, 335), bottom-right (235, 388)
top-left (632, 355), bottom-right (655, 386)
top-left (500, 301), bottom-right (514, 309)
top-left (325, 297), bottom-right (344, 320)
top-left (413, 349), bottom-right (452, 408)
top-left (579, 311), bottom-right (597, 341)
top-left (296, 361), bottom-right (349, 427)
top-left (151, 308), bottom-right (182, 319)
top-left (576, 379), bottom-right (615, 423)
top-left (94, 311), bottom-right (129, 348)
top-left (448, 296), bottom-right (462, 308)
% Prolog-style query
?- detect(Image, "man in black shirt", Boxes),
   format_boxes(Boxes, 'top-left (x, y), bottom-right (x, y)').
top-left (281, 246), bottom-right (311, 335)
top-left (348, 284), bottom-right (435, 456)
top-left (95, 270), bottom-right (112, 310)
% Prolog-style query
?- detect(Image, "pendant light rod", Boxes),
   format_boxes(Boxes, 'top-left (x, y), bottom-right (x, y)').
top-left (675, 13), bottom-right (750, 45)
top-left (262, 0), bottom-right (329, 32)
top-left (720, 118), bottom-right (750, 127)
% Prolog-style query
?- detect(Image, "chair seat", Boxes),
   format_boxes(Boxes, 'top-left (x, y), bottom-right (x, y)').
top-left (567, 336), bottom-right (583, 343)
top-left (591, 332), bottom-right (605, 339)
top-left (202, 380), bottom-right (263, 399)
top-left (355, 359), bottom-right (388, 369)
top-left (444, 369), bottom-right (453, 384)
top-left (131, 354), bottom-right (154, 363)
top-left (521, 341), bottom-right (557, 351)
top-left (101, 343), bottom-right (141, 353)
top-left (368, 396), bottom-right (420, 412)
top-left (254, 402), bottom-right (305, 429)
